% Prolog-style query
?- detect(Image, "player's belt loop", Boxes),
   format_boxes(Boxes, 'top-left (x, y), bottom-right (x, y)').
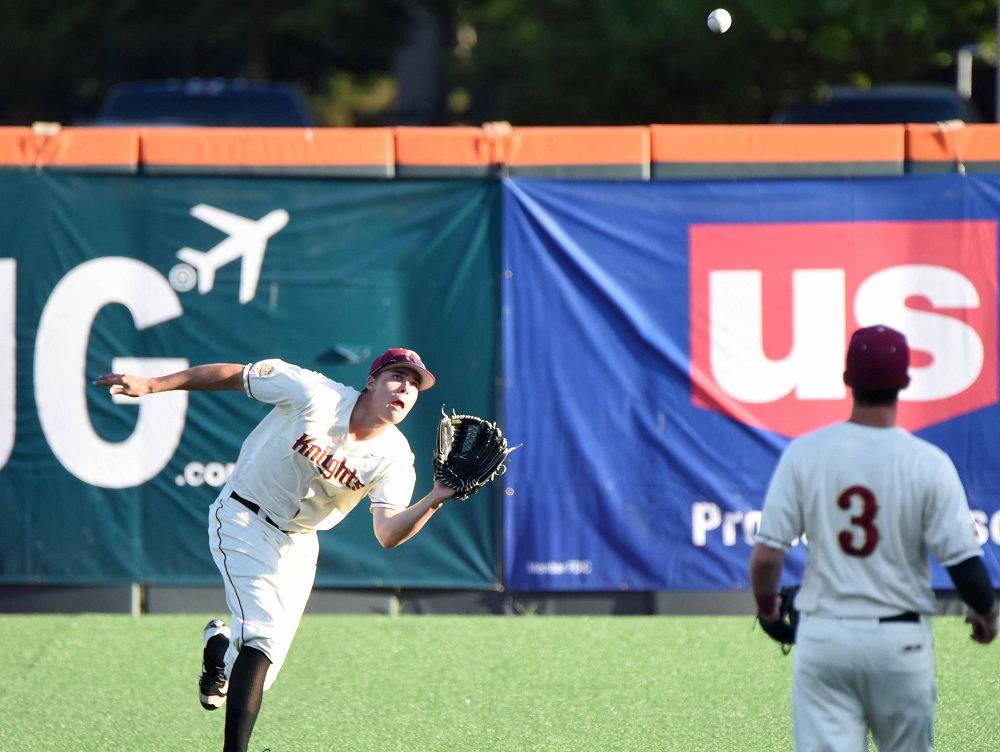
top-left (230, 491), bottom-right (281, 531)
top-left (878, 611), bottom-right (920, 623)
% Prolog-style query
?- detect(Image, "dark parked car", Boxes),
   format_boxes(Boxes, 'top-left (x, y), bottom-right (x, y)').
top-left (80, 78), bottom-right (315, 127)
top-left (771, 84), bottom-right (981, 125)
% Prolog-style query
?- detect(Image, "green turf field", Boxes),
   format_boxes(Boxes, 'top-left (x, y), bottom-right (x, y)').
top-left (1, 614), bottom-right (997, 751)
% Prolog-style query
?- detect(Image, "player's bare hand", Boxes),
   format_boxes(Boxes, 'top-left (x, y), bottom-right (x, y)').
top-left (965, 607), bottom-right (998, 645)
top-left (92, 373), bottom-right (153, 398)
top-left (429, 478), bottom-right (458, 508)
top-left (758, 609), bottom-right (780, 624)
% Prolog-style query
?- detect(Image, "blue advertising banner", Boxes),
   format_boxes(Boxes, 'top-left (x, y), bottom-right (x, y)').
top-left (501, 175), bottom-right (1000, 592)
top-left (0, 173), bottom-right (500, 587)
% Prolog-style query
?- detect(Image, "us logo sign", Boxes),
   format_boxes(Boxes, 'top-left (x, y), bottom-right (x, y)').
top-left (689, 220), bottom-right (999, 437)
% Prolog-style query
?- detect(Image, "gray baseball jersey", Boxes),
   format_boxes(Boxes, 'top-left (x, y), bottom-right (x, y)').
top-left (756, 421), bottom-right (982, 617)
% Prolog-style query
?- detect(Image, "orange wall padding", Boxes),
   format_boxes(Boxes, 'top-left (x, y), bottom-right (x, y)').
top-left (394, 126), bottom-right (505, 175)
top-left (507, 126), bottom-right (649, 165)
top-left (138, 127), bottom-right (395, 176)
top-left (505, 126), bottom-right (649, 178)
top-left (0, 126), bottom-right (138, 170)
top-left (1, 124), bottom-right (997, 177)
top-left (906, 123), bottom-right (1000, 173)
top-left (394, 124), bottom-right (650, 178)
top-left (651, 124), bottom-right (906, 177)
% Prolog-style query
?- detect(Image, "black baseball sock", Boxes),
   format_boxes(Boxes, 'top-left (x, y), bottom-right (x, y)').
top-left (223, 646), bottom-right (272, 752)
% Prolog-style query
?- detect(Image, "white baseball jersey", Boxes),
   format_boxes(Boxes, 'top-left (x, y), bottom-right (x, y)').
top-left (756, 421), bottom-right (982, 617)
top-left (227, 359), bottom-right (417, 532)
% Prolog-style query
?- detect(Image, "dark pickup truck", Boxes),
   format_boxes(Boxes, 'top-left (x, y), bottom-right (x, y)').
top-left (771, 84), bottom-right (980, 125)
top-left (81, 78), bottom-right (315, 127)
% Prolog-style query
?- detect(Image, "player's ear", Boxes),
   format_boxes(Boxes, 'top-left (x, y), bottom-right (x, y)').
top-left (367, 374), bottom-right (376, 391)
top-left (843, 370), bottom-right (852, 387)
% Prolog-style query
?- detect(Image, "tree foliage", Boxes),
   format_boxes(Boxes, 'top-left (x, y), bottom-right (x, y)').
top-left (0, 0), bottom-right (412, 124)
top-left (452, 0), bottom-right (998, 124)
top-left (0, 0), bottom-right (996, 126)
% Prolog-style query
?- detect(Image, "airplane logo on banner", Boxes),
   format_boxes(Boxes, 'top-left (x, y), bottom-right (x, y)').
top-left (688, 219), bottom-right (999, 436)
top-left (175, 204), bottom-right (290, 304)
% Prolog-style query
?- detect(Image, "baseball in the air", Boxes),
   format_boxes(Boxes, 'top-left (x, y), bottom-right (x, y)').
top-left (707, 8), bottom-right (732, 34)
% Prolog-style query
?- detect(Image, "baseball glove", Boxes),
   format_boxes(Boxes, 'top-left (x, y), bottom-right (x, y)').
top-left (757, 585), bottom-right (800, 655)
top-left (433, 407), bottom-right (518, 500)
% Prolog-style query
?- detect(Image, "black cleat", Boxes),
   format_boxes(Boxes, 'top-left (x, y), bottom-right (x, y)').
top-left (199, 619), bottom-right (230, 710)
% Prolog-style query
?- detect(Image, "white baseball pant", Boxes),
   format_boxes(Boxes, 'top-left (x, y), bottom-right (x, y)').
top-left (792, 613), bottom-right (936, 752)
top-left (208, 490), bottom-right (319, 691)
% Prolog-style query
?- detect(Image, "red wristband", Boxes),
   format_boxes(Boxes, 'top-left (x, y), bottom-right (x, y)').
top-left (755, 593), bottom-right (779, 614)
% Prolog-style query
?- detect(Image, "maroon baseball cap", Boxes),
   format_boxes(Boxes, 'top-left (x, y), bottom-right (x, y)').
top-left (844, 325), bottom-right (910, 390)
top-left (368, 348), bottom-right (436, 390)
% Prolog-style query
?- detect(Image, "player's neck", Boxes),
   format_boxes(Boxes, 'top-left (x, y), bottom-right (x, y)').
top-left (848, 403), bottom-right (897, 428)
top-left (349, 390), bottom-right (392, 441)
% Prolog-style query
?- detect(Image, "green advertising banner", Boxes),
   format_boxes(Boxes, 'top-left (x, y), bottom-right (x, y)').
top-left (0, 173), bottom-right (500, 588)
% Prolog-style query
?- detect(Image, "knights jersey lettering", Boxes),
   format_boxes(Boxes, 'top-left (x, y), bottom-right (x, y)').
top-left (292, 433), bottom-right (364, 489)
top-left (226, 359), bottom-right (416, 533)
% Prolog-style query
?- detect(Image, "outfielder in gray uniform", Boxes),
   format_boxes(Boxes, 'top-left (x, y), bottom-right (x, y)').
top-left (749, 325), bottom-right (998, 752)
top-left (94, 348), bottom-right (457, 752)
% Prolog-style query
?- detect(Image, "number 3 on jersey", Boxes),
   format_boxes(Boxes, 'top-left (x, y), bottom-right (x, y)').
top-left (837, 485), bottom-right (880, 557)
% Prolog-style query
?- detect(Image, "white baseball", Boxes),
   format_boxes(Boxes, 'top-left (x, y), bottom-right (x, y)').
top-left (707, 8), bottom-right (732, 34)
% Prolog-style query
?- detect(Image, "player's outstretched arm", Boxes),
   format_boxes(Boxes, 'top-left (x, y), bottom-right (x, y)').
top-left (92, 363), bottom-right (246, 398)
top-left (371, 479), bottom-right (457, 549)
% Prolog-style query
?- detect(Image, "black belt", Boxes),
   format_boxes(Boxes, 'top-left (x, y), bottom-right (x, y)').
top-left (879, 611), bottom-right (920, 623)
top-left (230, 491), bottom-right (281, 530)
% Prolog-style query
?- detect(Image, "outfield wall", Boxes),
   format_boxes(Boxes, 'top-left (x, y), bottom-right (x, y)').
top-left (1, 124), bottom-right (999, 611)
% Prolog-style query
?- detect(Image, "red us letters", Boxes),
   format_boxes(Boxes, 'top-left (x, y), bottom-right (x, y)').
top-left (689, 220), bottom-right (998, 437)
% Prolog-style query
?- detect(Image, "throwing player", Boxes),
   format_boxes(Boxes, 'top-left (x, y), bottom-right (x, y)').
top-left (749, 325), bottom-right (998, 752)
top-left (94, 348), bottom-right (457, 752)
